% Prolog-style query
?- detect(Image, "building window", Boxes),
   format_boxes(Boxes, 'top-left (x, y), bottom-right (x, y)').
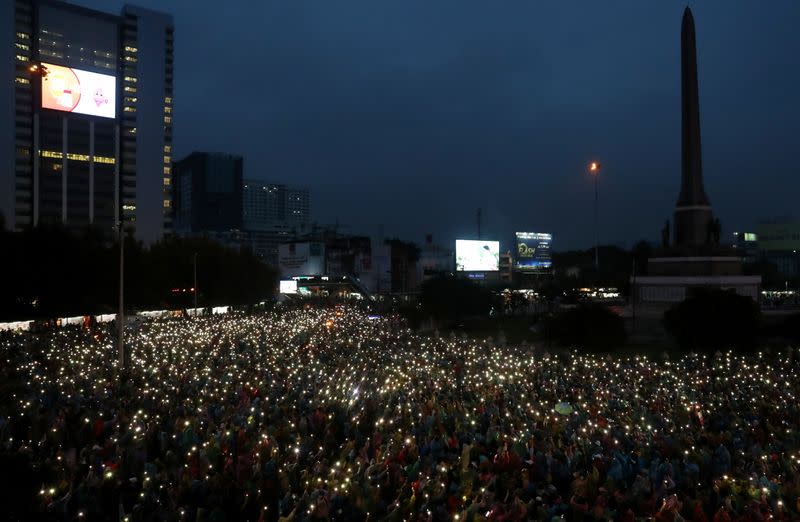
top-left (164, 145), bottom-right (172, 153)
top-left (163, 166), bottom-right (171, 174)
top-left (163, 200), bottom-right (171, 208)
top-left (124, 86), bottom-right (137, 93)
top-left (15, 43), bottom-right (30, 51)
top-left (123, 204), bottom-right (136, 212)
top-left (164, 178), bottom-right (171, 186)
top-left (124, 97), bottom-right (138, 103)
top-left (164, 116), bottom-right (172, 124)
top-left (164, 106), bottom-right (172, 114)
top-left (164, 97), bottom-right (172, 104)
top-left (124, 106), bottom-right (136, 113)
top-left (124, 76), bottom-right (138, 83)
top-left (164, 155), bottom-right (171, 163)
top-left (15, 54), bottom-right (29, 62)
top-left (39, 150), bottom-right (115, 164)
top-left (124, 46), bottom-right (138, 53)
top-left (15, 77), bottom-right (30, 85)
top-left (16, 32), bottom-right (30, 40)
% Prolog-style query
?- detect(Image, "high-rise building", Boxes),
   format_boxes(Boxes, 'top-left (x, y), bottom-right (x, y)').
top-left (0, 0), bottom-right (174, 242)
top-left (173, 152), bottom-right (243, 235)
top-left (242, 179), bottom-right (310, 263)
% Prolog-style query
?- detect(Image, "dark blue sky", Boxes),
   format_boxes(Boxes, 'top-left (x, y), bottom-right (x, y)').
top-left (79, 0), bottom-right (800, 250)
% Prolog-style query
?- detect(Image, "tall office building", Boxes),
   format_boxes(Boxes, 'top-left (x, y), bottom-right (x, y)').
top-left (173, 151), bottom-right (243, 235)
top-left (243, 180), bottom-right (310, 263)
top-left (1, 0), bottom-right (174, 242)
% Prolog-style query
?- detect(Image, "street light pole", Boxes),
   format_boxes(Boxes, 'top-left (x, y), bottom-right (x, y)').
top-left (193, 252), bottom-right (198, 310)
top-left (118, 219), bottom-right (124, 369)
top-left (589, 162), bottom-right (600, 271)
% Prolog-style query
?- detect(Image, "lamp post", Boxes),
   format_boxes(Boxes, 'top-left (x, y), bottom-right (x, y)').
top-left (589, 161), bottom-right (600, 271)
top-left (118, 219), bottom-right (125, 369)
top-left (193, 252), bottom-right (198, 310)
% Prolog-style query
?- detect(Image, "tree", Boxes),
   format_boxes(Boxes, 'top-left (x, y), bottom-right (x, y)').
top-left (663, 289), bottom-right (760, 352)
top-left (420, 275), bottom-right (499, 322)
top-left (0, 227), bottom-right (277, 320)
top-left (542, 303), bottom-right (627, 351)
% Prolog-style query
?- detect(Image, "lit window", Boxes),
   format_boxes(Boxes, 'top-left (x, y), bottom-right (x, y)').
top-left (164, 145), bottom-right (172, 153)
top-left (15, 54), bottom-right (29, 62)
top-left (164, 97), bottom-right (172, 104)
top-left (164, 116), bottom-right (172, 124)
top-left (123, 204), bottom-right (136, 212)
top-left (124, 56), bottom-right (138, 63)
top-left (163, 199), bottom-right (171, 208)
top-left (164, 106), bottom-right (172, 113)
top-left (124, 46), bottom-right (138, 53)
top-left (164, 178), bottom-right (171, 186)
top-left (163, 166), bottom-right (171, 174)
top-left (16, 32), bottom-right (30, 40)
top-left (15, 43), bottom-right (30, 51)
top-left (39, 150), bottom-right (115, 164)
top-left (124, 86), bottom-right (137, 93)
top-left (164, 155), bottom-right (171, 163)
top-left (124, 106), bottom-right (136, 113)
top-left (15, 77), bottom-right (30, 85)
top-left (124, 97), bottom-right (138, 103)
top-left (124, 76), bottom-right (138, 83)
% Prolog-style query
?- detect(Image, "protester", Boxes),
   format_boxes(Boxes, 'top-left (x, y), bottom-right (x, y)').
top-left (0, 306), bottom-right (797, 521)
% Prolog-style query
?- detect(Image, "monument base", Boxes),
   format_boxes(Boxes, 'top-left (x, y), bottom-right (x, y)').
top-left (630, 255), bottom-right (761, 316)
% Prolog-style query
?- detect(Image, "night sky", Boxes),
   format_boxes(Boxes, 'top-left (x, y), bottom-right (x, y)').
top-left (77, 0), bottom-right (800, 250)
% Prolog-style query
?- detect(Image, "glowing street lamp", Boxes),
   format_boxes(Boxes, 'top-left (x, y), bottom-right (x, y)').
top-left (589, 162), bottom-right (600, 271)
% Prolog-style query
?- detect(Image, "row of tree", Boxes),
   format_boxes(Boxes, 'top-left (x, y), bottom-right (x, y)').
top-left (0, 226), bottom-right (277, 320)
top-left (416, 274), bottom-right (797, 353)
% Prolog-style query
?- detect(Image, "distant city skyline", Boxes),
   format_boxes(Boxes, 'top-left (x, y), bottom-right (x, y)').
top-left (68, 0), bottom-right (800, 249)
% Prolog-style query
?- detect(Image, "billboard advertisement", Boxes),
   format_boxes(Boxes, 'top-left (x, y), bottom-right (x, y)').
top-left (279, 280), bottom-right (298, 294)
top-left (41, 63), bottom-right (116, 119)
top-left (515, 232), bottom-right (552, 271)
top-left (278, 242), bottom-right (325, 277)
top-left (455, 240), bottom-right (499, 272)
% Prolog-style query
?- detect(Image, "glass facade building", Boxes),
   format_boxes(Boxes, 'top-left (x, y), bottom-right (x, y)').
top-left (1, 0), bottom-right (174, 242)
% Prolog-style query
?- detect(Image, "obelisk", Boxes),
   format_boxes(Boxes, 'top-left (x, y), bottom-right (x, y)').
top-left (673, 6), bottom-right (713, 248)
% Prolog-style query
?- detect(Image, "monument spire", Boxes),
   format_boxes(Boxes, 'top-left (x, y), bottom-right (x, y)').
top-left (674, 5), bottom-right (712, 247)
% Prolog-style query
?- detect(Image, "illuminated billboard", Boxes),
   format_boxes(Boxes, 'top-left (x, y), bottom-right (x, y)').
top-left (41, 63), bottom-right (116, 119)
top-left (279, 280), bottom-right (298, 294)
top-left (278, 242), bottom-right (325, 277)
top-left (515, 232), bottom-right (552, 271)
top-left (456, 240), bottom-right (499, 271)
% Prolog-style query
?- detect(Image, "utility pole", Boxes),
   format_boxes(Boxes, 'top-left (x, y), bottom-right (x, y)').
top-left (631, 258), bottom-right (637, 335)
top-left (193, 252), bottom-right (198, 310)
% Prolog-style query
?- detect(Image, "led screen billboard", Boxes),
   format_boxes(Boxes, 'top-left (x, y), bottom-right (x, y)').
top-left (515, 232), bottom-right (552, 271)
top-left (456, 240), bottom-right (499, 271)
top-left (279, 280), bottom-right (298, 294)
top-left (41, 63), bottom-right (116, 119)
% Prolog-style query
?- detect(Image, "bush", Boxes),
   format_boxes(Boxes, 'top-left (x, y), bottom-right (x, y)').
top-left (663, 289), bottom-right (760, 352)
top-left (542, 303), bottom-right (626, 351)
top-left (775, 313), bottom-right (800, 344)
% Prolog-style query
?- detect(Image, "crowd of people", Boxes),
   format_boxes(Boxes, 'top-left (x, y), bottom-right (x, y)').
top-left (0, 306), bottom-right (799, 521)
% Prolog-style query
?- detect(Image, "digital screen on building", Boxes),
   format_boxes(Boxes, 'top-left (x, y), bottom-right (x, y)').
top-left (40, 63), bottom-right (116, 119)
top-left (279, 280), bottom-right (298, 294)
top-left (456, 240), bottom-right (499, 272)
top-left (515, 232), bottom-right (552, 271)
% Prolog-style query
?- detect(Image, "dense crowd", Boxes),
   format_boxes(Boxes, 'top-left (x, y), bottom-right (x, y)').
top-left (0, 306), bottom-right (799, 521)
